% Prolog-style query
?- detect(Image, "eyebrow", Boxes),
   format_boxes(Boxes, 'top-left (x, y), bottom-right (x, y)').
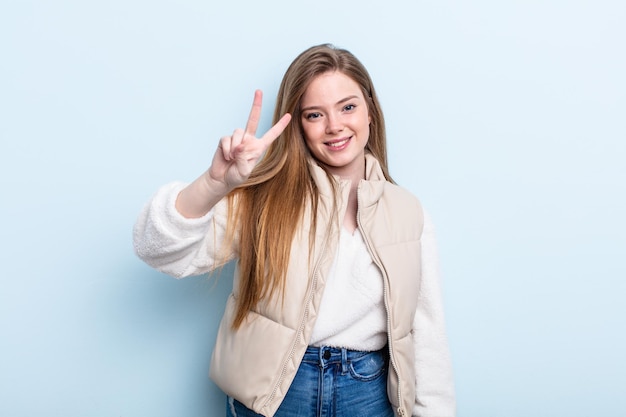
top-left (300, 95), bottom-right (361, 113)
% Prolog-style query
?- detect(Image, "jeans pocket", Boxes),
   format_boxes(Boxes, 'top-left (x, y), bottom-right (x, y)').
top-left (348, 351), bottom-right (387, 381)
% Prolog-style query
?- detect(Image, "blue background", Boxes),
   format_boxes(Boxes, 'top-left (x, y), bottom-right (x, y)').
top-left (1, 1), bottom-right (625, 416)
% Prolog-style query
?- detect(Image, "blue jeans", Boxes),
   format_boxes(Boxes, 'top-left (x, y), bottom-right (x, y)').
top-left (226, 345), bottom-right (394, 417)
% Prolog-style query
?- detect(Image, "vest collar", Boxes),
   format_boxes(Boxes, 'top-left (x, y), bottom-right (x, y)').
top-left (307, 154), bottom-right (386, 206)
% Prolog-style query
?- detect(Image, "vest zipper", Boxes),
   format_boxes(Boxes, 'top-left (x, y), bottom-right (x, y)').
top-left (262, 226), bottom-right (330, 412)
top-left (356, 183), bottom-right (406, 417)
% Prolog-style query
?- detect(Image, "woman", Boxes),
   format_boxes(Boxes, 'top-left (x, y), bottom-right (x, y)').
top-left (134, 44), bottom-right (455, 417)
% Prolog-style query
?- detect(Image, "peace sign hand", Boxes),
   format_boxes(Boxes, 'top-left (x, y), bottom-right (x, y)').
top-left (175, 90), bottom-right (291, 219)
top-left (207, 90), bottom-right (292, 191)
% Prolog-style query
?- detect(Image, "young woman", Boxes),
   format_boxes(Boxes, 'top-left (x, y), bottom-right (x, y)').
top-left (134, 44), bottom-right (455, 417)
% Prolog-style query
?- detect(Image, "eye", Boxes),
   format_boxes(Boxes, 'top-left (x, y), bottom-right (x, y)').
top-left (343, 104), bottom-right (356, 112)
top-left (305, 112), bottom-right (322, 120)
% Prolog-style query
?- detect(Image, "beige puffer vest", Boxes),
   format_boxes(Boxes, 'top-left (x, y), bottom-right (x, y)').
top-left (209, 155), bottom-right (424, 417)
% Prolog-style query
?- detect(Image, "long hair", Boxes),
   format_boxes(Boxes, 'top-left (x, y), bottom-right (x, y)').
top-left (225, 44), bottom-right (392, 328)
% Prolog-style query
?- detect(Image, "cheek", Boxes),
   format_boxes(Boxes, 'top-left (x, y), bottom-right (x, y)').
top-left (302, 123), bottom-right (321, 144)
top-left (301, 126), bottom-right (315, 153)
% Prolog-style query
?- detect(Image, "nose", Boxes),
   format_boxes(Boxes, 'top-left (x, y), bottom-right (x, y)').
top-left (325, 113), bottom-right (343, 134)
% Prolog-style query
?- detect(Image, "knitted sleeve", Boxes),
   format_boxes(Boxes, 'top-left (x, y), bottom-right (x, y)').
top-left (412, 210), bottom-right (456, 417)
top-left (132, 182), bottom-right (235, 278)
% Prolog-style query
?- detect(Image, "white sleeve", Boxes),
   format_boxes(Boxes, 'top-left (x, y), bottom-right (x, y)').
top-left (412, 210), bottom-right (456, 417)
top-left (132, 182), bottom-right (236, 278)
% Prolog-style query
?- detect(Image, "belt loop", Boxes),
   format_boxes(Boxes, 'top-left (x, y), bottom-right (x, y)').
top-left (341, 348), bottom-right (348, 374)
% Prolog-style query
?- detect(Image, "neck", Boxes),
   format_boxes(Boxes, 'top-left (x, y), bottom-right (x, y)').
top-left (323, 155), bottom-right (366, 185)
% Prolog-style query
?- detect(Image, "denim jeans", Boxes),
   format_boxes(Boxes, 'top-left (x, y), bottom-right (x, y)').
top-left (226, 345), bottom-right (394, 417)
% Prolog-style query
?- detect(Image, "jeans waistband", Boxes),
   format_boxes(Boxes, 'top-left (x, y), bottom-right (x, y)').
top-left (302, 345), bottom-right (387, 372)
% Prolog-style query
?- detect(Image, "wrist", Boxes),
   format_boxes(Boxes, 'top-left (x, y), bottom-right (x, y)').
top-left (202, 169), bottom-right (232, 197)
top-left (175, 171), bottom-right (230, 219)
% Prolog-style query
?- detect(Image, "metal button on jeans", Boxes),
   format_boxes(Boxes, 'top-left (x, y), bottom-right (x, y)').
top-left (226, 346), bottom-right (393, 416)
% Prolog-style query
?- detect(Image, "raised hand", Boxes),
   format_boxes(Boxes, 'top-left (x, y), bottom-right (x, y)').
top-left (207, 90), bottom-right (292, 190)
top-left (175, 90), bottom-right (291, 218)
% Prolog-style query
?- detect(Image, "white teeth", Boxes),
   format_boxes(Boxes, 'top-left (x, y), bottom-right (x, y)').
top-left (328, 138), bottom-right (349, 147)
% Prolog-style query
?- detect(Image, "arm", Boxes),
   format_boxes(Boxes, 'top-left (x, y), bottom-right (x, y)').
top-left (412, 211), bottom-right (456, 417)
top-left (133, 91), bottom-right (291, 277)
top-left (133, 181), bottom-right (233, 278)
top-left (176, 90), bottom-right (291, 219)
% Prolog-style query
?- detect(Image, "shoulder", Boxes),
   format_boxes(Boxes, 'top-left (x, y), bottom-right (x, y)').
top-left (381, 182), bottom-right (424, 216)
top-left (358, 181), bottom-right (424, 243)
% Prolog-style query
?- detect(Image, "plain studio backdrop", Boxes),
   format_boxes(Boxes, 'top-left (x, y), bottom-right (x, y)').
top-left (1, 1), bottom-right (624, 416)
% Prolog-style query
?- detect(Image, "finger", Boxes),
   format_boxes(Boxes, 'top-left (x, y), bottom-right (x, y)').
top-left (260, 113), bottom-right (292, 145)
top-left (243, 90), bottom-right (263, 138)
top-left (218, 136), bottom-right (232, 161)
top-left (220, 129), bottom-right (245, 161)
top-left (229, 129), bottom-right (245, 159)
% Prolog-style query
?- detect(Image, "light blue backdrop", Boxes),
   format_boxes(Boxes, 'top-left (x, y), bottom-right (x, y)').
top-left (1, 1), bottom-right (624, 416)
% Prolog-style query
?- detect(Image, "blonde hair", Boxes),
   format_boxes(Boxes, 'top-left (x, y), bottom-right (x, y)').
top-left (226, 44), bottom-right (393, 328)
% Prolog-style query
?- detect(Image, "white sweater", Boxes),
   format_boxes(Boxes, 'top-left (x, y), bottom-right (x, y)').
top-left (133, 182), bottom-right (456, 417)
top-left (310, 228), bottom-right (387, 351)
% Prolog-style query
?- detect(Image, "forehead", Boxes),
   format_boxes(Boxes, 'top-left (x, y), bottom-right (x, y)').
top-left (300, 71), bottom-right (363, 105)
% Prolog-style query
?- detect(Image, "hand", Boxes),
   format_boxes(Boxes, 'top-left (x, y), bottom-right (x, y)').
top-left (207, 90), bottom-right (292, 191)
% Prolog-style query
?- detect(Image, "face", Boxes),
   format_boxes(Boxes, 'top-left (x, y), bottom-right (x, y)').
top-left (300, 71), bottom-right (371, 180)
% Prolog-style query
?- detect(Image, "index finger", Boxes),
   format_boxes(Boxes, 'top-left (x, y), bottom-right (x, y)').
top-left (260, 113), bottom-right (292, 144)
top-left (244, 89), bottom-right (263, 137)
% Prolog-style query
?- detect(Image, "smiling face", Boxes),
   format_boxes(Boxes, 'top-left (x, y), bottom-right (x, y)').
top-left (300, 71), bottom-right (371, 180)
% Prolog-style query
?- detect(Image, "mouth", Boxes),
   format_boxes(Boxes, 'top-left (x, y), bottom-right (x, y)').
top-left (324, 136), bottom-right (351, 149)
